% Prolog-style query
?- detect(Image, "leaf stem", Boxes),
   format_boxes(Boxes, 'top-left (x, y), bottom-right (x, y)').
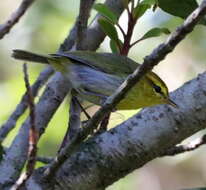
top-left (130, 37), bottom-right (144, 47)
top-left (116, 23), bottom-right (126, 38)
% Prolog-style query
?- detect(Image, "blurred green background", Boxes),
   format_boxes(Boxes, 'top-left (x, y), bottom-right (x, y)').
top-left (1, 0), bottom-right (206, 189)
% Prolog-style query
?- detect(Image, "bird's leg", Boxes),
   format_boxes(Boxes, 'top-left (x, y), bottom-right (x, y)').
top-left (75, 99), bottom-right (91, 120)
top-left (98, 112), bottom-right (111, 133)
top-left (71, 89), bottom-right (91, 120)
top-left (74, 89), bottom-right (113, 133)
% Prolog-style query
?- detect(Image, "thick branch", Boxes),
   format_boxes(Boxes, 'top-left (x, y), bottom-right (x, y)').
top-left (0, 0), bottom-right (36, 39)
top-left (27, 71), bottom-right (206, 190)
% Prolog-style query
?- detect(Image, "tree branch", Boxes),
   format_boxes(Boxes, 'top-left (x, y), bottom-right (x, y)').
top-left (11, 64), bottom-right (38, 190)
top-left (0, 0), bottom-right (36, 39)
top-left (181, 188), bottom-right (206, 190)
top-left (162, 134), bottom-right (206, 156)
top-left (58, 96), bottom-right (81, 153)
top-left (27, 71), bottom-right (206, 190)
top-left (76, 0), bottom-right (95, 50)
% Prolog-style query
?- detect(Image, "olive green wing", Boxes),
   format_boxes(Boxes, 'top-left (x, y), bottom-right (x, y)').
top-left (51, 51), bottom-right (139, 77)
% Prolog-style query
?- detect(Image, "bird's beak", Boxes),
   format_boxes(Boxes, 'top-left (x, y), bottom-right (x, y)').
top-left (166, 98), bottom-right (179, 108)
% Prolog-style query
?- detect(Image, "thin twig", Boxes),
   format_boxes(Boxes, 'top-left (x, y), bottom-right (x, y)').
top-left (0, 67), bottom-right (54, 143)
top-left (12, 64), bottom-right (38, 189)
top-left (23, 63), bottom-right (38, 178)
top-left (181, 188), bottom-right (206, 190)
top-left (162, 134), bottom-right (206, 156)
top-left (0, 0), bottom-right (36, 39)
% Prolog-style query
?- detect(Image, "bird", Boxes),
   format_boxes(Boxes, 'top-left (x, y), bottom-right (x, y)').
top-left (12, 49), bottom-right (177, 110)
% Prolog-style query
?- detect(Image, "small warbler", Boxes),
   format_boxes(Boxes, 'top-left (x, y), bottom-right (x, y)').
top-left (12, 50), bottom-right (177, 110)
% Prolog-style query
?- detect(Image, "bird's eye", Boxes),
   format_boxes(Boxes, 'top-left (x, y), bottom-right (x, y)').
top-left (154, 85), bottom-right (162, 93)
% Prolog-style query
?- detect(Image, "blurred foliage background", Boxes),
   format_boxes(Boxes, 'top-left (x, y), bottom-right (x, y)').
top-left (0, 0), bottom-right (206, 189)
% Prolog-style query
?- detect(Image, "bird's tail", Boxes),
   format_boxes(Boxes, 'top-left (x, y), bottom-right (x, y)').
top-left (12, 49), bottom-right (51, 64)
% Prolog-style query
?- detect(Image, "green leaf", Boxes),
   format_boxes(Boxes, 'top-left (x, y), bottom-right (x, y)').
top-left (98, 18), bottom-right (119, 42)
top-left (142, 27), bottom-right (170, 39)
top-left (94, 3), bottom-right (118, 23)
top-left (132, 0), bottom-right (158, 20)
top-left (158, 0), bottom-right (198, 19)
top-left (158, 0), bottom-right (206, 25)
top-left (132, 3), bottom-right (151, 19)
top-left (110, 39), bottom-right (120, 53)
